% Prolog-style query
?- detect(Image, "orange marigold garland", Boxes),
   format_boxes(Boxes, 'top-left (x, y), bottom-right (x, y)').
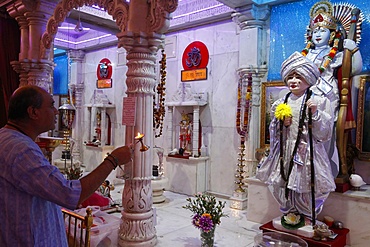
top-left (301, 36), bottom-right (312, 56)
top-left (153, 49), bottom-right (166, 138)
top-left (236, 73), bottom-right (252, 138)
top-left (301, 31), bottom-right (341, 74)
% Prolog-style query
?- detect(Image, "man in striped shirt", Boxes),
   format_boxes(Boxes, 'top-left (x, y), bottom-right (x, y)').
top-left (0, 85), bottom-right (131, 246)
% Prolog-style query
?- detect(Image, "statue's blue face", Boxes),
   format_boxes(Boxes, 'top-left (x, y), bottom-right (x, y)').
top-left (286, 72), bottom-right (309, 96)
top-left (312, 27), bottom-right (331, 47)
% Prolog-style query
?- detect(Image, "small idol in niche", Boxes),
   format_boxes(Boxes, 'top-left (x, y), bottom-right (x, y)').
top-left (179, 112), bottom-right (192, 155)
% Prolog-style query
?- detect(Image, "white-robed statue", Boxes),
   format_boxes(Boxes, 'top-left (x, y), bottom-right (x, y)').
top-left (302, 1), bottom-right (363, 177)
top-left (256, 51), bottom-right (336, 228)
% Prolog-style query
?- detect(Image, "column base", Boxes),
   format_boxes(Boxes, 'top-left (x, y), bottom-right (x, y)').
top-left (229, 191), bottom-right (248, 210)
top-left (152, 177), bottom-right (169, 204)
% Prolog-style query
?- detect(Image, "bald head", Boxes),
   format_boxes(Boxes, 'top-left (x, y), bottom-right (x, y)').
top-left (8, 86), bottom-right (48, 121)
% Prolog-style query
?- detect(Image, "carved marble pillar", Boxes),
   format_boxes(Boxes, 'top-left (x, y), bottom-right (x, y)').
top-left (117, 31), bottom-right (164, 247)
top-left (229, 4), bottom-right (269, 210)
top-left (5, 0), bottom-right (56, 92)
top-left (4, 0), bottom-right (57, 92)
top-left (68, 50), bottom-right (86, 163)
top-left (192, 106), bottom-right (200, 156)
top-left (166, 106), bottom-right (174, 153)
top-left (15, 15), bottom-right (29, 61)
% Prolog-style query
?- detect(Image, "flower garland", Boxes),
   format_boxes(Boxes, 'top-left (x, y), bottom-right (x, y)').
top-left (236, 73), bottom-right (252, 138)
top-left (301, 31), bottom-right (341, 74)
top-left (153, 49), bottom-right (166, 138)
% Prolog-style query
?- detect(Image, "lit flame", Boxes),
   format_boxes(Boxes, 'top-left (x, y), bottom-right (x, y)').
top-left (135, 132), bottom-right (145, 140)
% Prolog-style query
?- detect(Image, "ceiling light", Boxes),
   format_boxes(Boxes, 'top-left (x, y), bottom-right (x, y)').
top-left (74, 20), bottom-right (84, 32)
top-left (74, 8), bottom-right (84, 32)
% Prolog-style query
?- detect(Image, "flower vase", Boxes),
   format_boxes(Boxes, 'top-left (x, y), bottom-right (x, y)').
top-left (200, 227), bottom-right (215, 247)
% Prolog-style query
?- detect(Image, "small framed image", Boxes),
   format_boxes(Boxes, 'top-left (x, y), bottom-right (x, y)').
top-left (356, 75), bottom-right (370, 160)
top-left (260, 81), bottom-right (289, 148)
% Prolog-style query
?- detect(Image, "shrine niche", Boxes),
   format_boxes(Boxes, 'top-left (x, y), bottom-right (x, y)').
top-left (84, 90), bottom-right (115, 148)
top-left (165, 83), bottom-right (208, 158)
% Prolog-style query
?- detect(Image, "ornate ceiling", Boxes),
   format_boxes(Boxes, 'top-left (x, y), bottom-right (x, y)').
top-left (1, 0), bottom-right (295, 52)
top-left (55, 0), bottom-right (234, 51)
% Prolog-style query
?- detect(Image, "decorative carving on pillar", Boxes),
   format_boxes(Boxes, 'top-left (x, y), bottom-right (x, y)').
top-left (238, 66), bottom-right (267, 107)
top-left (10, 61), bottom-right (28, 87)
top-left (170, 0), bottom-right (231, 29)
top-left (117, 32), bottom-right (161, 247)
top-left (72, 84), bottom-right (85, 109)
top-left (118, 33), bottom-right (164, 93)
top-left (232, 4), bottom-right (270, 30)
top-left (68, 50), bottom-right (85, 63)
top-left (28, 64), bottom-right (54, 91)
top-left (10, 60), bottom-right (54, 91)
top-left (2, 0), bottom-right (57, 92)
top-left (148, 0), bottom-right (178, 32)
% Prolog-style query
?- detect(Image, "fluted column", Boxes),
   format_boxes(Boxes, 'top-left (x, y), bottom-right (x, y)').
top-left (192, 106), bottom-right (200, 156)
top-left (117, 31), bottom-right (164, 247)
top-left (68, 50), bottom-right (86, 162)
top-left (4, 0), bottom-right (57, 92)
top-left (166, 106), bottom-right (174, 153)
top-left (230, 4), bottom-right (269, 210)
top-left (15, 15), bottom-right (29, 61)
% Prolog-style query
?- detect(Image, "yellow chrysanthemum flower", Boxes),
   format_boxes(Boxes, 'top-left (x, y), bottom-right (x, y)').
top-left (274, 103), bottom-right (292, 121)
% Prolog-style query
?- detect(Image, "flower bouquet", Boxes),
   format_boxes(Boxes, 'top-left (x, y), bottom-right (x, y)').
top-left (183, 193), bottom-right (228, 246)
top-left (65, 163), bottom-right (83, 180)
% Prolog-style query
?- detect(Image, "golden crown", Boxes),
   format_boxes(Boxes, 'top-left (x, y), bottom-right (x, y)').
top-left (309, 1), bottom-right (337, 30)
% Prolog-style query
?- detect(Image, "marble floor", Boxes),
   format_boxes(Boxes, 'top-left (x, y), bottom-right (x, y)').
top-left (108, 183), bottom-right (262, 247)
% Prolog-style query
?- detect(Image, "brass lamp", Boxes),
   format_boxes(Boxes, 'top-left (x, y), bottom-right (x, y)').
top-left (135, 132), bottom-right (149, 152)
top-left (59, 101), bottom-right (76, 160)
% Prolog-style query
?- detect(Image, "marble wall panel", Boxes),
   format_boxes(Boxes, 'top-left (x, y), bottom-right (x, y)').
top-left (81, 21), bottom-right (242, 196)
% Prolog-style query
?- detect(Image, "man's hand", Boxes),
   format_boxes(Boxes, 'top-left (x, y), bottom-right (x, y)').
top-left (111, 146), bottom-right (132, 165)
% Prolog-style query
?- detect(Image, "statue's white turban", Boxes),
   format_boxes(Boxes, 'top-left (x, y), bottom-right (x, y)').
top-left (280, 51), bottom-right (320, 86)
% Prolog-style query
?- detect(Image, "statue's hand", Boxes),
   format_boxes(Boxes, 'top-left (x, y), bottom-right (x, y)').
top-left (343, 39), bottom-right (357, 50)
top-left (306, 99), bottom-right (318, 115)
top-left (284, 117), bottom-right (292, 127)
